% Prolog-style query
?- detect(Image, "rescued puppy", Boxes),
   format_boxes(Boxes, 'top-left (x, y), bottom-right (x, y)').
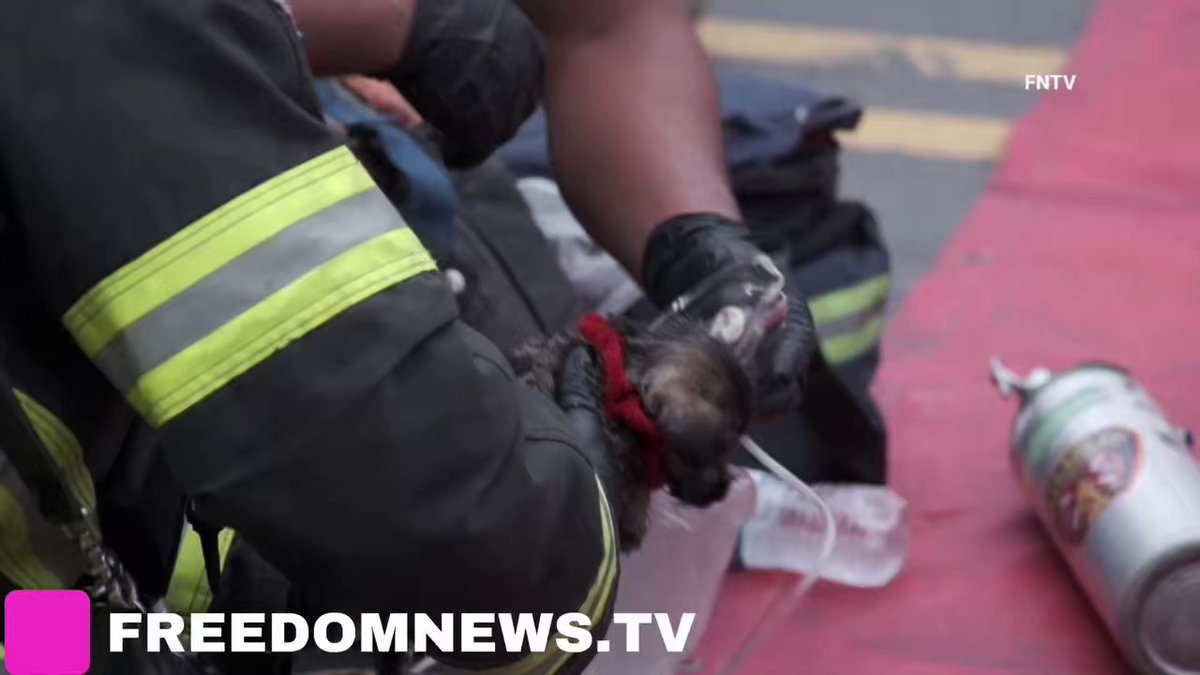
top-left (511, 314), bottom-right (752, 551)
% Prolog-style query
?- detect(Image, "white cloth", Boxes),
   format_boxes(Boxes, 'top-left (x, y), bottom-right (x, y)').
top-left (515, 178), bottom-right (644, 316)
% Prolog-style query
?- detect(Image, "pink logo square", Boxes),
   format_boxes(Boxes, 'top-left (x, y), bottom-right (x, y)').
top-left (4, 590), bottom-right (91, 674)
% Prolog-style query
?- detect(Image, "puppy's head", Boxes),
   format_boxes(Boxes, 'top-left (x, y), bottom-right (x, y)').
top-left (623, 315), bottom-right (752, 506)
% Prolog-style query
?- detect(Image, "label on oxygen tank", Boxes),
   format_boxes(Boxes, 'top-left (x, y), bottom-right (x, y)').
top-left (1045, 427), bottom-right (1144, 545)
top-left (1018, 385), bottom-right (1109, 482)
top-left (995, 360), bottom-right (1200, 674)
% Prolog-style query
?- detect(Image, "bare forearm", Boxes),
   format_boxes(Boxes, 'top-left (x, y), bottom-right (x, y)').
top-left (290, 0), bottom-right (737, 277)
top-left (529, 1), bottom-right (740, 278)
top-left (288, 0), bottom-right (415, 76)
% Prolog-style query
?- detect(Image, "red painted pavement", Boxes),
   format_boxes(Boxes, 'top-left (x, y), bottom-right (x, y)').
top-left (694, 0), bottom-right (1200, 672)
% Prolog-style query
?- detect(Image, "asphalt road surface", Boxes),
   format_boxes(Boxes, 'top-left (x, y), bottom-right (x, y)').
top-left (699, 0), bottom-right (1098, 303)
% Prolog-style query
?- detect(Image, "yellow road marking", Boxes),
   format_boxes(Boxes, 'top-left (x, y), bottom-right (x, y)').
top-left (839, 108), bottom-right (1012, 161)
top-left (699, 19), bottom-right (1068, 86)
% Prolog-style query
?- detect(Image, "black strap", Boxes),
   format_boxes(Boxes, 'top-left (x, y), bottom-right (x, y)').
top-left (186, 504), bottom-right (224, 596)
top-left (799, 351), bottom-right (887, 484)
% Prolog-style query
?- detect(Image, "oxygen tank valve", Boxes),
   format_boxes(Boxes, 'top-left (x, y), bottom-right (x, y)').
top-left (989, 357), bottom-right (1052, 401)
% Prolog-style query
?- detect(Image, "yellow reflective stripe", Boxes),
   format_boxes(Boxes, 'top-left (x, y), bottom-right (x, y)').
top-left (483, 477), bottom-right (619, 675)
top-left (543, 482), bottom-right (618, 675)
top-left (821, 315), bottom-right (886, 366)
top-left (65, 147), bottom-right (370, 357)
top-left (127, 227), bottom-right (435, 426)
top-left (166, 524), bottom-right (238, 615)
top-left (808, 274), bottom-right (891, 326)
top-left (12, 390), bottom-right (96, 514)
top-left (0, 486), bottom-right (64, 590)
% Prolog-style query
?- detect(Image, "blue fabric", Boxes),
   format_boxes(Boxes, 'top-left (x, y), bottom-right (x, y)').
top-left (316, 80), bottom-right (458, 256)
top-left (496, 67), bottom-right (863, 178)
top-left (716, 68), bottom-right (861, 167)
top-left (496, 113), bottom-right (552, 179)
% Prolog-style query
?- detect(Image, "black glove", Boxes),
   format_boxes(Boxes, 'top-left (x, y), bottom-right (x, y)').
top-left (555, 345), bottom-right (622, 519)
top-left (384, 0), bottom-right (544, 169)
top-left (642, 213), bottom-right (817, 416)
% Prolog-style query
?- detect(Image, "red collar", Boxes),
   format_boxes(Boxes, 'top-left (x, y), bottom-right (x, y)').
top-left (577, 314), bottom-right (668, 489)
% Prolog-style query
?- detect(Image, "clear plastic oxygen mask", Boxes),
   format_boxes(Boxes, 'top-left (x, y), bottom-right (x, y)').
top-left (649, 254), bottom-right (789, 367)
top-left (651, 260), bottom-right (838, 674)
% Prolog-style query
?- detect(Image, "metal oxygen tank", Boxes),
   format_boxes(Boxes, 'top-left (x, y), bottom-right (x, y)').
top-left (991, 360), bottom-right (1200, 674)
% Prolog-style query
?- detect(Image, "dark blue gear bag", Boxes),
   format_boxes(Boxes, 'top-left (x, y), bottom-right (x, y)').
top-left (499, 68), bottom-right (890, 484)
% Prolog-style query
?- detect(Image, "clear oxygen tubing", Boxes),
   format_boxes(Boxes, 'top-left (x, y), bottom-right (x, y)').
top-left (717, 435), bottom-right (839, 675)
top-left (652, 269), bottom-right (834, 673)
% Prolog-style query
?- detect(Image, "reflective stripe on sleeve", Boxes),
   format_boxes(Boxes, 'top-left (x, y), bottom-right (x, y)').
top-left (821, 314), bottom-right (886, 365)
top-left (62, 146), bottom-right (438, 427)
top-left (12, 390), bottom-right (96, 514)
top-left (0, 486), bottom-right (64, 591)
top-left (165, 524), bottom-right (238, 616)
top-left (809, 274), bottom-right (891, 365)
top-left (807, 274), bottom-right (891, 326)
top-left (1, 392), bottom-right (91, 591)
top-left (481, 476), bottom-right (619, 675)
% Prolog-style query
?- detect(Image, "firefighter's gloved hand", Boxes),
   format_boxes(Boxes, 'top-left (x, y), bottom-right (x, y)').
top-left (385, 0), bottom-right (543, 169)
top-left (556, 345), bottom-right (621, 518)
top-left (643, 214), bottom-right (817, 417)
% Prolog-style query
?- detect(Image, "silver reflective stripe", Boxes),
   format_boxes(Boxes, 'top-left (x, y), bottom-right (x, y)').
top-left (91, 188), bottom-right (407, 393)
top-left (816, 295), bottom-right (888, 341)
top-left (64, 146), bottom-right (436, 428)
